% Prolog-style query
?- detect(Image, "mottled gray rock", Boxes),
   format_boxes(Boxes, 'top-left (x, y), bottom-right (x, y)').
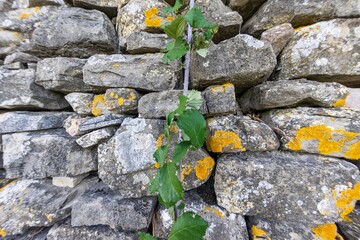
top-left (243, 0), bottom-right (360, 37)
top-left (79, 114), bottom-right (129, 132)
top-left (2, 227), bottom-right (51, 240)
top-left (197, 0), bottom-right (243, 43)
top-left (153, 191), bottom-right (249, 240)
top-left (261, 107), bottom-right (360, 160)
top-left (240, 79), bottom-right (350, 112)
top-left (104, 88), bottom-right (141, 114)
top-left (28, 0), bottom-right (66, 6)
top-left (36, 57), bottom-right (97, 93)
top-left (0, 68), bottom-right (69, 110)
top-left (64, 115), bottom-right (92, 136)
top-left (202, 83), bottom-right (237, 116)
top-left (345, 88), bottom-right (360, 111)
top-left (228, 0), bottom-right (266, 22)
top-left (65, 93), bottom-right (95, 115)
top-left (3, 129), bottom-right (97, 179)
top-left (0, 29), bottom-right (29, 58)
top-left (215, 151), bottom-right (360, 224)
top-left (28, 7), bottom-right (117, 58)
top-left (4, 52), bottom-right (40, 65)
top-left (337, 205), bottom-right (360, 239)
top-left (71, 186), bottom-right (156, 230)
top-left (190, 34), bottom-right (276, 91)
top-left (2, 61), bottom-right (25, 70)
top-left (0, 111), bottom-right (74, 134)
top-left (52, 173), bottom-right (89, 188)
top-left (76, 127), bottom-right (117, 148)
top-left (126, 32), bottom-right (169, 54)
top-left (83, 54), bottom-right (179, 92)
top-left (73, 0), bottom-right (118, 17)
top-left (206, 115), bottom-right (279, 153)
top-left (260, 23), bottom-right (294, 56)
top-left (277, 19), bottom-right (360, 86)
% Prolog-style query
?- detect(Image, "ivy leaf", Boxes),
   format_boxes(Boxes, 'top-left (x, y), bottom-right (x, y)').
top-left (176, 95), bottom-right (188, 115)
top-left (177, 109), bottom-right (207, 148)
top-left (172, 141), bottom-right (191, 163)
top-left (168, 212), bottom-right (208, 240)
top-left (149, 162), bottom-right (184, 208)
top-left (153, 145), bottom-right (169, 166)
top-left (138, 232), bottom-right (158, 240)
top-left (163, 38), bottom-right (189, 64)
top-left (163, 0), bottom-right (183, 16)
top-left (184, 7), bottom-right (217, 29)
top-left (186, 90), bottom-right (203, 110)
top-left (164, 15), bottom-right (187, 39)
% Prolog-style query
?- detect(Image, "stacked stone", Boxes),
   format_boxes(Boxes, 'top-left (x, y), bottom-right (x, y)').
top-left (0, 0), bottom-right (359, 239)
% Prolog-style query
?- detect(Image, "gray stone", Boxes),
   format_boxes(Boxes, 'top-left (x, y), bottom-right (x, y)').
top-left (36, 57), bottom-right (97, 93)
top-left (337, 205), bottom-right (360, 239)
top-left (0, 111), bottom-right (74, 134)
top-left (190, 34), bottom-right (276, 91)
top-left (71, 186), bottom-right (156, 231)
top-left (83, 54), bottom-right (179, 92)
top-left (79, 114), bottom-right (129, 132)
top-left (28, 7), bottom-right (117, 58)
top-left (0, 68), bottom-right (69, 110)
top-left (73, 0), bottom-right (118, 17)
top-left (261, 107), bottom-right (360, 161)
top-left (345, 88), bottom-right (360, 111)
top-left (277, 19), bottom-right (360, 87)
top-left (3, 129), bottom-right (97, 179)
top-left (76, 127), bottom-right (117, 148)
top-left (4, 52), bottom-right (40, 65)
top-left (215, 151), bottom-right (360, 224)
top-left (0, 0), bottom-right (13, 11)
top-left (126, 32), bottom-right (169, 54)
top-left (28, 0), bottom-right (66, 6)
top-left (0, 29), bottom-right (29, 59)
top-left (3, 227), bottom-right (51, 240)
top-left (104, 88), bottom-right (141, 114)
top-left (240, 79), bottom-right (350, 112)
top-left (52, 173), bottom-right (89, 188)
top-left (64, 115), bottom-right (92, 136)
top-left (202, 83), bottom-right (237, 116)
top-left (2, 61), bottom-right (26, 70)
top-left (260, 23), bottom-right (294, 56)
top-left (228, 0), bottom-right (266, 22)
top-left (65, 93), bottom-right (95, 115)
top-left (206, 115), bottom-right (279, 153)
top-left (243, 0), bottom-right (360, 37)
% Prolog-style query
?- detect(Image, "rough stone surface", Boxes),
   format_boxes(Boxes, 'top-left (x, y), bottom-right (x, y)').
top-left (4, 52), bottom-right (40, 65)
top-left (243, 0), bottom-right (360, 37)
top-left (206, 115), bottom-right (279, 153)
top-left (190, 34), bottom-right (276, 91)
top-left (126, 32), bottom-right (169, 54)
top-left (228, 0), bottom-right (266, 22)
top-left (65, 93), bottom-right (95, 115)
top-left (2, 61), bottom-right (26, 70)
top-left (3, 129), bottom-right (97, 179)
top-left (0, 111), bottom-right (74, 134)
top-left (260, 23), bottom-right (294, 56)
top-left (52, 173), bottom-right (89, 188)
top-left (36, 57), bottom-right (97, 93)
top-left (240, 79), bottom-right (349, 112)
top-left (337, 205), bottom-right (360, 239)
top-left (76, 127), bottom-right (117, 148)
top-left (73, 0), bottom-right (118, 17)
top-left (202, 83), bottom-right (237, 116)
top-left (215, 151), bottom-right (360, 224)
top-left (277, 19), bottom-right (360, 87)
top-left (0, 68), bottom-right (69, 110)
top-left (64, 115), bottom-right (92, 136)
top-left (0, 29), bottom-right (29, 58)
top-left (261, 107), bottom-right (360, 160)
top-left (78, 114), bottom-right (129, 132)
top-left (83, 54), bottom-right (179, 92)
top-left (345, 88), bottom-right (360, 111)
top-left (104, 88), bottom-right (141, 114)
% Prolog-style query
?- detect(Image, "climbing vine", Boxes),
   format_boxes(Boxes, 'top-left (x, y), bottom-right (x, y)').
top-left (139, 0), bottom-right (218, 239)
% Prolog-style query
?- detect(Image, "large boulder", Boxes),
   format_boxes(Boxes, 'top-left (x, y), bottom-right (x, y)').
top-left (261, 107), bottom-right (360, 161)
top-left (277, 19), bottom-right (360, 87)
top-left (215, 151), bottom-right (360, 224)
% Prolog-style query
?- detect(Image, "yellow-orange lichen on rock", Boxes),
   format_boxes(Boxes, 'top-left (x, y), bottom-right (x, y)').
top-left (181, 164), bottom-right (192, 181)
top-left (117, 97), bottom-right (125, 106)
top-left (204, 206), bottom-right (225, 218)
top-left (169, 124), bottom-right (179, 133)
top-left (333, 182), bottom-right (360, 221)
top-left (156, 134), bottom-right (165, 149)
top-left (18, 12), bottom-right (32, 19)
top-left (0, 228), bottom-right (6, 237)
top-left (206, 130), bottom-right (246, 153)
top-left (194, 157), bottom-right (215, 180)
top-left (91, 94), bottom-right (106, 116)
top-left (154, 162), bottom-right (161, 169)
top-left (211, 83), bottom-right (234, 93)
top-left (312, 223), bottom-right (344, 240)
top-left (144, 8), bottom-right (162, 27)
top-left (344, 141), bottom-right (360, 160)
top-left (165, 16), bottom-right (175, 22)
top-left (333, 98), bottom-right (347, 108)
top-left (251, 225), bottom-right (271, 240)
top-left (128, 92), bottom-right (137, 100)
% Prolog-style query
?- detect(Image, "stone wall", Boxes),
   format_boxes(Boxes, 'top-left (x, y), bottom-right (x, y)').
top-left (0, 0), bottom-right (360, 239)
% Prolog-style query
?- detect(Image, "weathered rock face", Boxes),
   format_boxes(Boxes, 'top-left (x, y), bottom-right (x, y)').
top-left (83, 54), bottom-right (179, 92)
top-left (28, 7), bottom-right (117, 58)
top-left (190, 34), bottom-right (276, 91)
top-left (345, 88), bottom-right (360, 111)
top-left (4, 52), bottom-right (40, 65)
top-left (337, 205), bottom-right (360, 239)
top-left (228, 0), bottom-right (266, 22)
top-left (0, 68), bottom-right (69, 110)
top-left (72, 0), bottom-right (118, 17)
top-left (76, 126), bottom-right (117, 148)
top-left (78, 114), bottom-right (129, 132)
top-left (65, 93), bottom-right (94, 115)
top-left (277, 19), bottom-right (360, 87)
top-left (243, 0), bottom-right (360, 37)
top-left (261, 107), bottom-right (360, 161)
top-left (3, 129), bottom-right (97, 179)
top-left (215, 151), bottom-right (360, 224)
top-left (202, 83), bottom-right (238, 116)
top-left (260, 23), bottom-right (294, 56)
top-left (206, 115), bottom-right (279, 153)
top-left (239, 79), bottom-right (349, 112)
top-left (104, 88), bottom-right (141, 114)
top-left (36, 57), bottom-right (97, 93)
top-left (126, 32), bottom-right (169, 54)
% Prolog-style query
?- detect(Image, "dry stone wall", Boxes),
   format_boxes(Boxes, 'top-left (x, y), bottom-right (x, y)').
top-left (0, 0), bottom-right (360, 239)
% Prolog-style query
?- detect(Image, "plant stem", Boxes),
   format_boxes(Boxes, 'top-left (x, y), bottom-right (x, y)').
top-left (183, 0), bottom-right (194, 96)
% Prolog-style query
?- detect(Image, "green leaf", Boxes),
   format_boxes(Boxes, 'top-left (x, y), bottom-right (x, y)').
top-left (165, 112), bottom-right (175, 138)
top-left (176, 95), bottom-right (188, 115)
top-left (168, 212), bottom-right (208, 240)
top-left (163, 38), bottom-right (189, 64)
top-left (153, 145), bottom-right (169, 166)
top-left (172, 141), bottom-right (191, 163)
top-left (184, 7), bottom-right (217, 29)
top-left (196, 48), bottom-right (208, 58)
top-left (163, 0), bottom-right (183, 16)
top-left (177, 202), bottom-right (185, 210)
top-left (149, 162), bottom-right (184, 208)
top-left (186, 90), bottom-right (203, 110)
top-left (164, 15), bottom-right (187, 39)
top-left (138, 232), bottom-right (158, 240)
top-left (177, 109), bottom-right (207, 148)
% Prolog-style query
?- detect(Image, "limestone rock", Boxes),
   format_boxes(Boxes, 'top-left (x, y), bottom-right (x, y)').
top-left (104, 88), bottom-right (141, 114)
top-left (36, 57), bottom-right (97, 93)
top-left (261, 107), bottom-right (360, 160)
top-left (28, 7), bottom-right (117, 58)
top-left (4, 52), bottom-right (40, 65)
top-left (190, 34), bottom-right (276, 91)
top-left (52, 173), bottom-right (89, 188)
top-left (73, 0), bottom-right (118, 17)
top-left (260, 23), bottom-right (294, 56)
top-left (126, 32), bottom-right (169, 54)
top-left (345, 88), bottom-right (360, 111)
top-left (206, 115), bottom-right (279, 153)
top-left (337, 205), bottom-right (360, 239)
top-left (243, 0), bottom-right (360, 37)
top-left (65, 93), bottom-right (95, 115)
top-left (83, 54), bottom-right (179, 92)
top-left (277, 19), bottom-right (360, 87)
top-left (78, 114), bottom-right (129, 132)
top-left (2, 61), bottom-right (26, 70)
top-left (76, 127), bottom-right (117, 148)
top-left (202, 83), bottom-right (237, 116)
top-left (0, 29), bottom-right (29, 58)
top-left (215, 151), bottom-right (360, 224)
top-left (3, 129), bottom-right (97, 179)
top-left (0, 68), bottom-right (69, 110)
top-left (240, 79), bottom-right (349, 112)
top-left (64, 115), bottom-right (92, 136)
top-left (0, 111), bottom-right (74, 134)
top-left (228, 0), bottom-right (266, 22)
top-left (28, 0), bottom-right (66, 6)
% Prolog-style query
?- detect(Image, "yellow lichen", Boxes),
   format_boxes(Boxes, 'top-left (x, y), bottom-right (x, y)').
top-left (0, 228), bottom-right (6, 237)
top-left (156, 134), bottom-right (165, 149)
top-left (91, 94), bottom-right (106, 116)
top-left (34, 6), bottom-right (40, 12)
top-left (204, 206), bottom-right (225, 218)
top-left (112, 63), bottom-right (120, 68)
top-left (252, 225), bottom-right (271, 240)
top-left (181, 164), bottom-right (192, 181)
top-left (109, 92), bottom-right (115, 98)
top-left (18, 12), bottom-right (32, 19)
top-left (144, 7), bottom-right (158, 19)
top-left (166, 16), bottom-right (175, 21)
top-left (333, 182), bottom-right (360, 221)
top-left (144, 8), bottom-right (162, 27)
top-left (117, 97), bottom-right (125, 106)
top-left (312, 223), bottom-right (344, 240)
top-left (194, 157), bottom-right (215, 180)
top-left (0, 180), bottom-right (17, 192)
top-left (333, 95), bottom-right (348, 108)
top-left (154, 162), bottom-right (161, 169)
top-left (128, 92), bottom-right (137, 100)
top-left (287, 125), bottom-right (360, 159)
top-left (169, 124), bottom-right (179, 133)
top-left (206, 130), bottom-right (246, 153)
top-left (211, 83), bottom-right (234, 93)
